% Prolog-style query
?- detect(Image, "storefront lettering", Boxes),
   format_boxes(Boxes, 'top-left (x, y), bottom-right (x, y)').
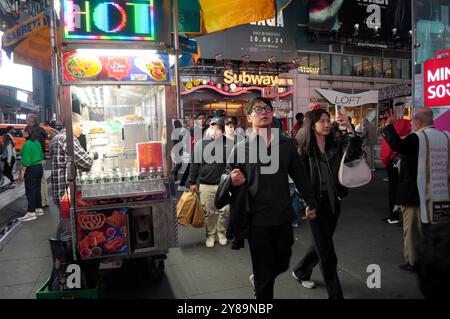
top-left (224, 70), bottom-right (279, 86)
top-left (334, 96), bottom-right (362, 105)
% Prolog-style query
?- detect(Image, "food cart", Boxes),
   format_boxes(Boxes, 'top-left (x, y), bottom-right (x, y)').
top-left (55, 0), bottom-right (178, 279)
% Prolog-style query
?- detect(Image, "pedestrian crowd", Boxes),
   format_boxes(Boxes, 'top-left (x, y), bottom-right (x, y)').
top-left (172, 99), bottom-right (450, 299)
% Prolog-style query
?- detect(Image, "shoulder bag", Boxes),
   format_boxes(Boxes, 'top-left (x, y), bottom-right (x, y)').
top-left (338, 151), bottom-right (372, 188)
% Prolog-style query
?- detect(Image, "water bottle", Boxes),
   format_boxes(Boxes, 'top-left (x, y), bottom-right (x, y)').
top-left (133, 168), bottom-right (140, 192)
top-left (123, 168), bottom-right (132, 194)
top-left (113, 168), bottom-right (122, 195)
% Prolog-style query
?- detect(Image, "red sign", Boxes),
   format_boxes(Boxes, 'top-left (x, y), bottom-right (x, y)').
top-left (106, 57), bottom-right (131, 81)
top-left (424, 50), bottom-right (450, 108)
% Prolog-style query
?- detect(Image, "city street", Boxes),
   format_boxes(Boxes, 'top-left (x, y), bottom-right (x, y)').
top-left (0, 170), bottom-right (423, 299)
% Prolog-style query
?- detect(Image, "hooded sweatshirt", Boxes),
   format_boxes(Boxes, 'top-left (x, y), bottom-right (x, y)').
top-left (380, 119), bottom-right (412, 167)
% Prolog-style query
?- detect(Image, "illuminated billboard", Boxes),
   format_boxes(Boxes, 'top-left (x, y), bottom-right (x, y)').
top-left (62, 0), bottom-right (170, 43)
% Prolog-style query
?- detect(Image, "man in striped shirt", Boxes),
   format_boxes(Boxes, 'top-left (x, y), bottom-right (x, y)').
top-left (50, 113), bottom-right (94, 237)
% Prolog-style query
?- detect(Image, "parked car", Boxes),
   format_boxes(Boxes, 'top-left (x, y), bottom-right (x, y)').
top-left (0, 124), bottom-right (60, 157)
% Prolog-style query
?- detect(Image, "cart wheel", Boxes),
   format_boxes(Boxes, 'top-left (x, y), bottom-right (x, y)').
top-left (148, 258), bottom-right (165, 281)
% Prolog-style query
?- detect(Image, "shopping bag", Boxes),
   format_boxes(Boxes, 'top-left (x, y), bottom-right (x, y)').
top-left (191, 193), bottom-right (205, 228)
top-left (176, 191), bottom-right (197, 225)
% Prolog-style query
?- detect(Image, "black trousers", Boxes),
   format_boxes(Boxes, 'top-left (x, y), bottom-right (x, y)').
top-left (248, 222), bottom-right (294, 299)
top-left (25, 164), bottom-right (43, 212)
top-left (387, 161), bottom-right (400, 220)
top-left (293, 194), bottom-right (343, 299)
top-left (179, 163), bottom-right (190, 186)
top-left (3, 157), bottom-right (15, 183)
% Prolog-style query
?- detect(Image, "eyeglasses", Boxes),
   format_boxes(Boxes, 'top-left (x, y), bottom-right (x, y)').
top-left (252, 106), bottom-right (273, 114)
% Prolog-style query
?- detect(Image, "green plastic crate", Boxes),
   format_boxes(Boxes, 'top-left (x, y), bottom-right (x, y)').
top-left (36, 273), bottom-right (103, 299)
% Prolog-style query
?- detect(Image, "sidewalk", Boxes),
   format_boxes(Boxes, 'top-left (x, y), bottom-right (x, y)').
top-left (0, 169), bottom-right (424, 299)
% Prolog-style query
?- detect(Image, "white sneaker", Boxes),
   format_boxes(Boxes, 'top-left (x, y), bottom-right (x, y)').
top-left (20, 212), bottom-right (37, 221)
top-left (177, 185), bottom-right (188, 192)
top-left (217, 232), bottom-right (227, 246)
top-left (205, 236), bottom-right (215, 248)
top-left (292, 271), bottom-right (316, 289)
top-left (35, 208), bottom-right (44, 216)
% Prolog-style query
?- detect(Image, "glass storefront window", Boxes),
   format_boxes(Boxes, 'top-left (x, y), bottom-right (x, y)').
top-left (298, 53), bottom-right (308, 67)
top-left (363, 57), bottom-right (373, 77)
top-left (402, 60), bottom-right (411, 79)
top-left (309, 54), bottom-right (320, 71)
top-left (331, 55), bottom-right (342, 76)
top-left (392, 60), bottom-right (402, 78)
top-left (343, 55), bottom-right (352, 76)
top-left (383, 59), bottom-right (393, 78)
top-left (352, 56), bottom-right (363, 76)
top-left (373, 58), bottom-right (383, 77)
top-left (320, 54), bottom-right (331, 75)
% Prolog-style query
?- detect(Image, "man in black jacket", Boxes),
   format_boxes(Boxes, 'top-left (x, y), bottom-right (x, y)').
top-left (381, 108), bottom-right (434, 271)
top-left (189, 117), bottom-right (233, 248)
top-left (226, 97), bottom-right (317, 299)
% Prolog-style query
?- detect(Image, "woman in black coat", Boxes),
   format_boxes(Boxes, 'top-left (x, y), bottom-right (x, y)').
top-left (292, 109), bottom-right (360, 299)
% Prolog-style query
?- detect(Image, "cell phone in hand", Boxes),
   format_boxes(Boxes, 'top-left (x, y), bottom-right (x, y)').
top-left (335, 105), bottom-right (347, 130)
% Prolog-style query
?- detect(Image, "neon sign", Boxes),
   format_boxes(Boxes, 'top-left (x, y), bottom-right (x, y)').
top-left (63, 0), bottom-right (155, 41)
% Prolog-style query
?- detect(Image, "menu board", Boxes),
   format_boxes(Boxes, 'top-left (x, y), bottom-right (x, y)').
top-left (62, 51), bottom-right (170, 84)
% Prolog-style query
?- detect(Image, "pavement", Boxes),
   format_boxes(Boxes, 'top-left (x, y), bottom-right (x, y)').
top-left (0, 165), bottom-right (424, 299)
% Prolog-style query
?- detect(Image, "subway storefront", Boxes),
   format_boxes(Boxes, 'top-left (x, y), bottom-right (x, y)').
top-left (180, 70), bottom-right (294, 130)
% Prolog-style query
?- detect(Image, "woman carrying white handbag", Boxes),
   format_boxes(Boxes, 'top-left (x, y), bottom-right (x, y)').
top-left (291, 109), bottom-right (364, 299)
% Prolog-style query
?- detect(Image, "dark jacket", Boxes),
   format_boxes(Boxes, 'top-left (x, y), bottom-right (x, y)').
top-left (381, 124), bottom-right (420, 206)
top-left (189, 135), bottom-right (233, 186)
top-left (217, 133), bottom-right (317, 243)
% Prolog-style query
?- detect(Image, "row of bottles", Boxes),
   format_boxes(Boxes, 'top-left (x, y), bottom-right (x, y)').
top-left (80, 167), bottom-right (165, 198)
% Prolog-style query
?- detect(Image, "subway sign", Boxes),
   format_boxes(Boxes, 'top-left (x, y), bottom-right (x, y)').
top-left (63, 0), bottom-right (156, 41)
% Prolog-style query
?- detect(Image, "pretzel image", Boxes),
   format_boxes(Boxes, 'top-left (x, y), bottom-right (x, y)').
top-left (78, 213), bottom-right (106, 230)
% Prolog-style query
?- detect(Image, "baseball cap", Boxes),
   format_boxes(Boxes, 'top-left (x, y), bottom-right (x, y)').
top-left (210, 117), bottom-right (225, 128)
top-left (225, 118), bottom-right (236, 125)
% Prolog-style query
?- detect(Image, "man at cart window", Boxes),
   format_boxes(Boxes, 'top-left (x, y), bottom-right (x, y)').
top-left (50, 113), bottom-right (97, 239)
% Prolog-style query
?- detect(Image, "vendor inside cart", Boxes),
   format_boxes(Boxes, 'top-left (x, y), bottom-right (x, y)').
top-left (50, 112), bottom-right (98, 239)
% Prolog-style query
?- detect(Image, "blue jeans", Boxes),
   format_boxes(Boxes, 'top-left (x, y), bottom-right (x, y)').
top-left (289, 183), bottom-right (302, 224)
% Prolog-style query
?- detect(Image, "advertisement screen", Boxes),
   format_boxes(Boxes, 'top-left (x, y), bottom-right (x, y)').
top-left (62, 51), bottom-right (170, 84)
top-left (0, 31), bottom-right (33, 92)
top-left (309, 0), bottom-right (411, 45)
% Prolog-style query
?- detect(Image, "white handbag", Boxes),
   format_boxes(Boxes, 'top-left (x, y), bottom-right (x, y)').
top-left (338, 151), bottom-right (372, 188)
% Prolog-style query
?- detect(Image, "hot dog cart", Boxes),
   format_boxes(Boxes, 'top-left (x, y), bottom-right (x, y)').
top-left (55, 0), bottom-right (179, 279)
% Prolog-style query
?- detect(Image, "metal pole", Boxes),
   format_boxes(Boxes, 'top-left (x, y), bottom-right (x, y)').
top-left (49, 0), bottom-right (60, 121)
top-left (411, 0), bottom-right (416, 109)
top-left (172, 0), bottom-right (181, 117)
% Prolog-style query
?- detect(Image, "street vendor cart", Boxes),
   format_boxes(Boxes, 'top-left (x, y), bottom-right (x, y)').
top-left (55, 0), bottom-right (179, 279)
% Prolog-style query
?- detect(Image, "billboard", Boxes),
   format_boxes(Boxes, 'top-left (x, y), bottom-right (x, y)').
top-left (424, 51), bottom-right (450, 108)
top-left (196, 0), bottom-right (299, 63)
top-left (309, 0), bottom-right (411, 46)
top-left (62, 51), bottom-right (170, 84)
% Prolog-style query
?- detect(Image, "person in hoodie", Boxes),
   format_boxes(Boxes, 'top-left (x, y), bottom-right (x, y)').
top-left (189, 117), bottom-right (232, 248)
top-left (380, 118), bottom-right (412, 225)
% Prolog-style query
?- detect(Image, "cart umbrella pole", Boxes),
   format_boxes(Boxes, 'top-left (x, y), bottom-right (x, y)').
top-left (172, 0), bottom-right (181, 118)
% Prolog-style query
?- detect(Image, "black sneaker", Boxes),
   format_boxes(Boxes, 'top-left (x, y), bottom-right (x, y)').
top-left (399, 263), bottom-right (416, 272)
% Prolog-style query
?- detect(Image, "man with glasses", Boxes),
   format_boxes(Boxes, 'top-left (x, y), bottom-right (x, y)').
top-left (224, 97), bottom-right (317, 299)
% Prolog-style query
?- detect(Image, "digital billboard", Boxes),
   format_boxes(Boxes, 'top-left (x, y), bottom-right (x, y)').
top-left (309, 0), bottom-right (411, 46)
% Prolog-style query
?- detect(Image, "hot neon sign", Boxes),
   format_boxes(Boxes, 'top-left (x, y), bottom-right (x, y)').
top-left (63, 0), bottom-right (155, 41)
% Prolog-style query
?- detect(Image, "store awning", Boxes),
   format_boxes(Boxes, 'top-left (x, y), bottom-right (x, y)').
top-left (0, 92), bottom-right (38, 112)
top-left (1, 11), bottom-right (52, 71)
top-left (316, 89), bottom-right (379, 107)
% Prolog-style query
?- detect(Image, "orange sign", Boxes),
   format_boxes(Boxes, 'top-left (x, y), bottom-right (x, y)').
top-left (137, 142), bottom-right (164, 172)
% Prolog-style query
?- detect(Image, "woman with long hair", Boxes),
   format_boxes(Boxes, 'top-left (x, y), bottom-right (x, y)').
top-left (292, 109), bottom-right (361, 299)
